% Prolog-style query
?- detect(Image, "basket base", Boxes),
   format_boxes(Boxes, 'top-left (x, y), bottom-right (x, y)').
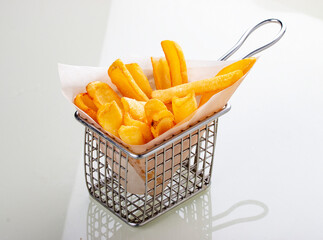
top-left (89, 183), bottom-right (212, 227)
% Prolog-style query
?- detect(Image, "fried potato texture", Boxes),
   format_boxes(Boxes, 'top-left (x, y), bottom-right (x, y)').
top-left (161, 40), bottom-right (188, 86)
top-left (152, 70), bottom-right (243, 103)
top-left (74, 93), bottom-right (98, 121)
top-left (86, 81), bottom-right (122, 109)
top-left (199, 58), bottom-right (256, 106)
top-left (126, 63), bottom-right (153, 98)
top-left (97, 101), bottom-right (123, 137)
top-left (172, 92), bottom-right (197, 124)
top-left (118, 125), bottom-right (145, 145)
top-left (108, 59), bottom-right (149, 101)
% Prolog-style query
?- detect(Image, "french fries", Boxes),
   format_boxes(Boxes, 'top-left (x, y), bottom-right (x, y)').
top-left (118, 125), bottom-right (145, 145)
top-left (152, 70), bottom-right (243, 103)
top-left (126, 63), bottom-right (153, 98)
top-left (74, 93), bottom-right (98, 121)
top-left (151, 57), bottom-right (171, 90)
top-left (172, 92), bottom-right (197, 124)
top-left (161, 40), bottom-right (188, 86)
top-left (121, 97), bottom-right (146, 122)
top-left (145, 99), bottom-right (175, 138)
top-left (108, 59), bottom-right (149, 101)
top-left (199, 58), bottom-right (256, 106)
top-left (144, 99), bottom-right (174, 125)
top-left (124, 112), bottom-right (153, 142)
top-left (97, 101), bottom-right (123, 137)
top-left (151, 117), bottom-right (175, 138)
top-left (86, 81), bottom-right (122, 109)
top-left (72, 41), bottom-right (256, 146)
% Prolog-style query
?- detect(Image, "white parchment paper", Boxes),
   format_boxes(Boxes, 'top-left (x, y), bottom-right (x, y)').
top-left (59, 59), bottom-right (254, 154)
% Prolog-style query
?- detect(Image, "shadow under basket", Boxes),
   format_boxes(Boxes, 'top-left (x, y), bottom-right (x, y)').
top-left (74, 104), bottom-right (231, 226)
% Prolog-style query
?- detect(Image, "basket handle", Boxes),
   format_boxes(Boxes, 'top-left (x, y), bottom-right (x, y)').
top-left (219, 18), bottom-right (286, 61)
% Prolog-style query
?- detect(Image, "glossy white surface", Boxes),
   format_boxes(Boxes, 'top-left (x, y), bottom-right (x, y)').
top-left (1, 0), bottom-right (323, 239)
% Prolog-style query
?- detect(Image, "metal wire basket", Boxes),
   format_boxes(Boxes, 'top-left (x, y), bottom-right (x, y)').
top-left (74, 18), bottom-right (285, 226)
top-left (75, 105), bottom-right (230, 226)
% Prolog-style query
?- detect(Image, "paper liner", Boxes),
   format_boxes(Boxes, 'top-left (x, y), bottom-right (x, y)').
top-left (59, 58), bottom-right (254, 194)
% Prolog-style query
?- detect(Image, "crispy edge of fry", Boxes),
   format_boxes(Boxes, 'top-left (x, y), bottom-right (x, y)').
top-left (74, 93), bottom-right (98, 121)
top-left (151, 57), bottom-right (171, 90)
top-left (174, 41), bottom-right (188, 84)
top-left (152, 70), bottom-right (244, 103)
top-left (199, 58), bottom-right (256, 106)
top-left (86, 81), bottom-right (122, 109)
top-left (126, 63), bottom-right (153, 98)
top-left (108, 59), bottom-right (149, 101)
top-left (144, 99), bottom-right (173, 125)
top-left (118, 125), bottom-right (145, 145)
top-left (172, 91), bottom-right (197, 124)
top-left (97, 101), bottom-right (123, 137)
top-left (124, 112), bottom-right (153, 143)
top-left (121, 97), bottom-right (146, 123)
top-left (151, 117), bottom-right (175, 138)
top-left (161, 40), bottom-right (183, 86)
top-left (218, 57), bottom-right (257, 76)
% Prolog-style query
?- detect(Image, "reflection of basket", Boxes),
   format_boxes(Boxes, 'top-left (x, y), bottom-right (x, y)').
top-left (86, 190), bottom-right (213, 239)
top-left (75, 105), bottom-right (230, 226)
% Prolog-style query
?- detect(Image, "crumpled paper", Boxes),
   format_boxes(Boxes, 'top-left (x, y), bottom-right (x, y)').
top-left (59, 58), bottom-right (254, 194)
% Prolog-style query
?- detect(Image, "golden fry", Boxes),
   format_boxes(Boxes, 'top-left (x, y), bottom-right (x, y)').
top-left (151, 57), bottom-right (171, 90)
top-left (161, 40), bottom-right (188, 86)
top-left (74, 93), bottom-right (98, 121)
top-left (151, 117), bottom-right (175, 138)
top-left (172, 92), bottom-right (197, 124)
top-left (144, 99), bottom-right (174, 125)
top-left (124, 112), bottom-right (153, 143)
top-left (97, 101), bottom-right (123, 137)
top-left (152, 70), bottom-right (243, 103)
top-left (108, 59), bottom-right (149, 101)
top-left (121, 97), bottom-right (146, 122)
top-left (126, 63), bottom-right (153, 98)
top-left (118, 125), bottom-right (145, 145)
top-left (199, 58), bottom-right (257, 106)
top-left (86, 81), bottom-right (122, 109)
top-left (145, 99), bottom-right (175, 138)
top-left (217, 57), bottom-right (257, 76)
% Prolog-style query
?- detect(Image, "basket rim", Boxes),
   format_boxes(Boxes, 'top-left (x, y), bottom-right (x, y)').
top-left (74, 104), bottom-right (231, 159)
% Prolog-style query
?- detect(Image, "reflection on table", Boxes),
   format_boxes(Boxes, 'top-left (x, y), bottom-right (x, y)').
top-left (86, 188), bottom-right (268, 240)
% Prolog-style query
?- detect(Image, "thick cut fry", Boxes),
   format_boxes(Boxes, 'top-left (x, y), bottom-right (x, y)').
top-left (74, 93), bottom-right (98, 121)
top-left (199, 58), bottom-right (257, 106)
top-left (126, 63), bottom-right (153, 98)
top-left (161, 40), bottom-right (188, 86)
top-left (152, 70), bottom-right (243, 103)
top-left (165, 102), bottom-right (173, 113)
top-left (217, 58), bottom-right (256, 76)
top-left (144, 99), bottom-right (174, 125)
top-left (151, 117), bottom-right (175, 138)
top-left (97, 101), bottom-right (123, 137)
top-left (118, 125), bottom-right (145, 145)
top-left (172, 92), bottom-right (197, 124)
top-left (86, 81), bottom-right (122, 109)
top-left (108, 59), bottom-right (149, 101)
top-left (121, 97), bottom-right (146, 122)
top-left (145, 99), bottom-right (175, 138)
top-left (124, 112), bottom-right (153, 142)
top-left (151, 57), bottom-right (171, 90)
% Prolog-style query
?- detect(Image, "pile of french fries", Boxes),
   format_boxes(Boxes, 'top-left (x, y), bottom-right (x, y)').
top-left (74, 40), bottom-right (256, 145)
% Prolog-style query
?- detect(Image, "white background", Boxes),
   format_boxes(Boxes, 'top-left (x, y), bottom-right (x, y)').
top-left (1, 0), bottom-right (323, 239)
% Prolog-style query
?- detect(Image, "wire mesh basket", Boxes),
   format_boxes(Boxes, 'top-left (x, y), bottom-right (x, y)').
top-left (73, 18), bottom-right (285, 226)
top-left (75, 104), bottom-right (230, 226)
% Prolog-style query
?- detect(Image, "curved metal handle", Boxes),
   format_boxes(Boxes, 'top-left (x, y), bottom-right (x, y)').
top-left (219, 18), bottom-right (286, 61)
